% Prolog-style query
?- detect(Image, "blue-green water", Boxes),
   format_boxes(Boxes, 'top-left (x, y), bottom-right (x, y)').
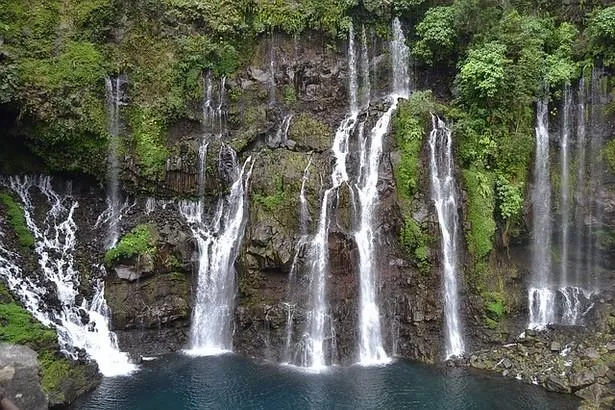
top-left (74, 354), bottom-right (576, 409)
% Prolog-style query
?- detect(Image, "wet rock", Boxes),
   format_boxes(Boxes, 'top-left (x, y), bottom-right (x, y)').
top-left (502, 358), bottom-right (513, 369)
top-left (544, 375), bottom-right (570, 393)
top-left (0, 343), bottom-right (47, 410)
top-left (575, 383), bottom-right (611, 402)
top-left (582, 347), bottom-right (600, 360)
top-left (570, 369), bottom-right (596, 389)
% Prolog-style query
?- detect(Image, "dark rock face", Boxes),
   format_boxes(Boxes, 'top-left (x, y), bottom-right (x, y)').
top-left (0, 344), bottom-right (47, 410)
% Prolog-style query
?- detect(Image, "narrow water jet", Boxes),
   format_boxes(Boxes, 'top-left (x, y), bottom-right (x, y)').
top-left (428, 117), bottom-right (465, 359)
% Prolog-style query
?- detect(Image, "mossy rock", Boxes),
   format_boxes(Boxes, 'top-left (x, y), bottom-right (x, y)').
top-left (288, 113), bottom-right (331, 151)
top-left (104, 224), bottom-right (158, 266)
top-left (0, 191), bottom-right (35, 248)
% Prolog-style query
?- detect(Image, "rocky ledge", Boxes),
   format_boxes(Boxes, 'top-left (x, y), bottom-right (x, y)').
top-left (468, 322), bottom-right (615, 409)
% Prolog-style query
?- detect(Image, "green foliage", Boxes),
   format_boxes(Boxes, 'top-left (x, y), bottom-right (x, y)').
top-left (129, 108), bottom-right (169, 181)
top-left (0, 287), bottom-right (56, 350)
top-left (393, 91), bottom-right (437, 199)
top-left (400, 217), bottom-right (431, 273)
top-left (413, 6), bottom-right (457, 64)
top-left (495, 175), bottom-right (524, 221)
top-left (463, 168), bottom-right (496, 260)
top-left (252, 0), bottom-right (353, 37)
top-left (458, 41), bottom-right (510, 101)
top-left (587, 6), bottom-right (615, 66)
top-left (104, 224), bottom-right (156, 266)
top-left (0, 192), bottom-right (35, 248)
top-left (254, 175), bottom-right (286, 212)
top-left (283, 85), bottom-right (297, 106)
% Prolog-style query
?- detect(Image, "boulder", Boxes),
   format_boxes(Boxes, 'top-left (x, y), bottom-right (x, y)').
top-left (544, 375), bottom-right (570, 393)
top-left (570, 369), bottom-right (596, 389)
top-left (0, 344), bottom-right (47, 410)
top-left (574, 383), bottom-right (611, 402)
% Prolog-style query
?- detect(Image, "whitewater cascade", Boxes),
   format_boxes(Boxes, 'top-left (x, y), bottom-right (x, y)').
top-left (179, 145), bottom-right (254, 355)
top-left (102, 75), bottom-right (126, 249)
top-left (428, 116), bottom-right (465, 359)
top-left (0, 176), bottom-right (136, 376)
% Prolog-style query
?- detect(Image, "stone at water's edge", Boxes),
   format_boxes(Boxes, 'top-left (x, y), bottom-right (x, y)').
top-left (0, 343), bottom-right (47, 410)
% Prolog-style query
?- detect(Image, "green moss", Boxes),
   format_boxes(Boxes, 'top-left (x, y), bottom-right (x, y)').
top-left (253, 175), bottom-right (286, 212)
top-left (602, 139), bottom-right (615, 173)
top-left (484, 291), bottom-right (506, 320)
top-left (0, 293), bottom-right (56, 350)
top-left (462, 168), bottom-right (496, 260)
top-left (288, 113), bottom-right (331, 150)
top-left (400, 217), bottom-right (432, 274)
top-left (0, 192), bottom-right (35, 248)
top-left (283, 85), bottom-right (297, 106)
top-left (128, 108), bottom-right (169, 181)
top-left (104, 224), bottom-right (156, 266)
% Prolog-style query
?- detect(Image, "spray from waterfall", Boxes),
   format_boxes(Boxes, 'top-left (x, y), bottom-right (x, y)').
top-left (428, 117), bottom-right (465, 359)
top-left (180, 146), bottom-right (254, 355)
top-left (0, 176), bottom-right (136, 376)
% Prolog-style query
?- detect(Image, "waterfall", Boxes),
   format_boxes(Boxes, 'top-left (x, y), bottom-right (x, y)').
top-left (283, 157), bottom-right (313, 363)
top-left (354, 17), bottom-right (411, 365)
top-left (179, 146), bottom-right (254, 355)
top-left (391, 18), bottom-right (410, 99)
top-left (560, 84), bottom-right (572, 288)
top-left (428, 117), bottom-right (465, 359)
top-left (0, 176), bottom-right (136, 376)
top-left (270, 115), bottom-right (293, 148)
top-left (103, 75), bottom-right (126, 249)
top-left (528, 98), bottom-right (555, 329)
top-left (294, 24), bottom-right (360, 371)
top-left (360, 25), bottom-right (371, 109)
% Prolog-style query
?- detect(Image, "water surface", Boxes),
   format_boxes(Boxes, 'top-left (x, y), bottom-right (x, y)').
top-left (74, 354), bottom-right (577, 410)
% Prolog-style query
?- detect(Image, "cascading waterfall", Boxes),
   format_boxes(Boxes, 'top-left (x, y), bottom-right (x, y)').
top-left (560, 84), bottom-right (572, 288)
top-left (528, 99), bottom-right (555, 329)
top-left (295, 24), bottom-right (361, 370)
top-left (180, 145), bottom-right (254, 355)
top-left (0, 176), bottom-right (136, 376)
top-left (428, 117), bottom-right (465, 359)
top-left (528, 71), bottom-right (608, 329)
top-left (270, 114), bottom-right (293, 148)
top-left (354, 17), bottom-right (410, 365)
top-left (283, 156), bottom-right (313, 364)
top-left (103, 75), bottom-right (126, 249)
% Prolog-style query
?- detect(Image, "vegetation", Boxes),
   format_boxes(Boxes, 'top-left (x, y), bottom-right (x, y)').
top-left (0, 192), bottom-right (35, 248)
top-left (104, 224), bottom-right (157, 266)
top-left (0, 282), bottom-right (87, 400)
